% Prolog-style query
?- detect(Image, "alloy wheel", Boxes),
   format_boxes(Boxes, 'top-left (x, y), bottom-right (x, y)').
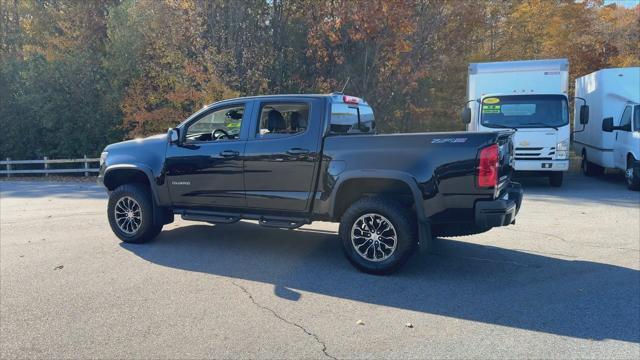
top-left (114, 196), bottom-right (142, 235)
top-left (350, 213), bottom-right (397, 262)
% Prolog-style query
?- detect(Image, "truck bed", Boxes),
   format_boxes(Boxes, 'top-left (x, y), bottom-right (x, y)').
top-left (312, 130), bottom-right (515, 222)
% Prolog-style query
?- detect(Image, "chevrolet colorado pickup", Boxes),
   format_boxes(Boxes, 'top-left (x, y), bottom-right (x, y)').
top-left (99, 94), bottom-right (522, 274)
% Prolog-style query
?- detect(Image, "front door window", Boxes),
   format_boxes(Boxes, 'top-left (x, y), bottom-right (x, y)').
top-left (619, 106), bottom-right (632, 132)
top-left (185, 105), bottom-right (245, 142)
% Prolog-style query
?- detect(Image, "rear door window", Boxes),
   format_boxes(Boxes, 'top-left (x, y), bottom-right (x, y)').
top-left (256, 103), bottom-right (310, 138)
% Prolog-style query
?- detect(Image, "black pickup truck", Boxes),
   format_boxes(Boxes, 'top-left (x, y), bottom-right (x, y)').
top-left (99, 94), bottom-right (522, 274)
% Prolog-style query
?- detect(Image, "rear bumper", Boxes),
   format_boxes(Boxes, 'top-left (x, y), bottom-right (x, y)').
top-left (514, 159), bottom-right (568, 171)
top-left (474, 182), bottom-right (523, 228)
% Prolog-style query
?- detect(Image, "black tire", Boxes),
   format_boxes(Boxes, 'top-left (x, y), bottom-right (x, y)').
top-left (108, 184), bottom-right (163, 243)
top-left (339, 197), bottom-right (417, 275)
top-left (581, 151), bottom-right (603, 177)
top-left (432, 223), bottom-right (491, 237)
top-left (549, 172), bottom-right (563, 187)
top-left (626, 157), bottom-right (640, 191)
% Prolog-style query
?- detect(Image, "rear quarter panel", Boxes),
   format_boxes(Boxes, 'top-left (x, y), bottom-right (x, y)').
top-left (314, 131), bottom-right (512, 221)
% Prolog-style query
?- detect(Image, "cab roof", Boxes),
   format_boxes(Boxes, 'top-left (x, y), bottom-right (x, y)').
top-left (206, 93), bottom-right (370, 108)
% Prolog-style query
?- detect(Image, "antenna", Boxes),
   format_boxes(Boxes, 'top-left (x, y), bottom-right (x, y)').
top-left (340, 77), bottom-right (350, 94)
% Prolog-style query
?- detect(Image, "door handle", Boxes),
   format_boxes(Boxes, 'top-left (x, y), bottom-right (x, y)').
top-left (219, 150), bottom-right (239, 158)
top-left (286, 148), bottom-right (309, 155)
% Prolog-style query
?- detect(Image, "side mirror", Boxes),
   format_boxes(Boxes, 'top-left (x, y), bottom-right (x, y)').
top-left (579, 105), bottom-right (589, 125)
top-left (602, 117), bottom-right (614, 132)
top-left (461, 107), bottom-right (471, 124)
top-left (168, 128), bottom-right (180, 144)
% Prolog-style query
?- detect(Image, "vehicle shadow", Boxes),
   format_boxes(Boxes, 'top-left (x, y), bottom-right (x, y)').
top-left (121, 221), bottom-right (640, 343)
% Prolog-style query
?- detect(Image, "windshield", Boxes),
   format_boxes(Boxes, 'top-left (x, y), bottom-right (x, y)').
top-left (480, 95), bottom-right (569, 129)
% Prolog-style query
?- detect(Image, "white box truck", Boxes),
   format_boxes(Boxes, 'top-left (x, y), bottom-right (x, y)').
top-left (573, 67), bottom-right (640, 191)
top-left (462, 59), bottom-right (580, 187)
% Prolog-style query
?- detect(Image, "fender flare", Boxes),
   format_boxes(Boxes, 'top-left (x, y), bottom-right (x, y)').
top-left (328, 169), bottom-right (426, 223)
top-left (328, 169), bottom-right (431, 249)
top-left (103, 164), bottom-right (161, 205)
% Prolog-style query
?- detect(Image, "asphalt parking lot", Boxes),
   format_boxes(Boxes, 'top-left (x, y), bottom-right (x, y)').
top-left (1, 174), bottom-right (639, 359)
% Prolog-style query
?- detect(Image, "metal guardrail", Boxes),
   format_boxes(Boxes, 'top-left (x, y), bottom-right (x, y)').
top-left (1, 156), bottom-right (100, 176)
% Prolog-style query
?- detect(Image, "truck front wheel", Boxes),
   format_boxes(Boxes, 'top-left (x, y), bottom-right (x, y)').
top-left (339, 197), bottom-right (417, 275)
top-left (582, 151), bottom-right (604, 177)
top-left (107, 184), bottom-right (163, 243)
top-left (548, 172), bottom-right (563, 187)
top-left (626, 157), bottom-right (640, 191)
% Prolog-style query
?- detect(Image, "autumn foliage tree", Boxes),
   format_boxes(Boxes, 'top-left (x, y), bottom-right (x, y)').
top-left (0, 0), bottom-right (638, 159)
top-left (110, 0), bottom-right (238, 136)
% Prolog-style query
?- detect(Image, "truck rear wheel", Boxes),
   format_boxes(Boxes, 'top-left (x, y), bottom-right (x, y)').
top-left (548, 172), bottom-right (563, 187)
top-left (108, 184), bottom-right (163, 243)
top-left (626, 157), bottom-right (640, 191)
top-left (339, 197), bottom-right (417, 275)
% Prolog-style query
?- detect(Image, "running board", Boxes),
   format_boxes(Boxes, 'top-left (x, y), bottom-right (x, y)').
top-left (258, 217), bottom-right (309, 230)
top-left (180, 212), bottom-right (240, 224)
top-left (176, 209), bottom-right (309, 229)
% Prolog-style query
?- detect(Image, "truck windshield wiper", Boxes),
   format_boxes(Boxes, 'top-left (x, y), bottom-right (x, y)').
top-left (523, 123), bottom-right (559, 130)
top-left (483, 124), bottom-right (518, 131)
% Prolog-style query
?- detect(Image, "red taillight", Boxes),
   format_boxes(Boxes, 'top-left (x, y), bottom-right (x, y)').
top-left (343, 95), bottom-right (360, 104)
top-left (478, 144), bottom-right (499, 188)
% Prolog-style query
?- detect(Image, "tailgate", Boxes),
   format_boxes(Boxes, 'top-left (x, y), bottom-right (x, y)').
top-left (496, 131), bottom-right (515, 191)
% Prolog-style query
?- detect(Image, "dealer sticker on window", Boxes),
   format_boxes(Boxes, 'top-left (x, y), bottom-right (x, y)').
top-left (482, 104), bottom-right (501, 114)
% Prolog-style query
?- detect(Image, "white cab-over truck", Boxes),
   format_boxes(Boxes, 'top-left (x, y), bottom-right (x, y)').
top-left (573, 67), bottom-right (640, 191)
top-left (462, 59), bottom-right (586, 187)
